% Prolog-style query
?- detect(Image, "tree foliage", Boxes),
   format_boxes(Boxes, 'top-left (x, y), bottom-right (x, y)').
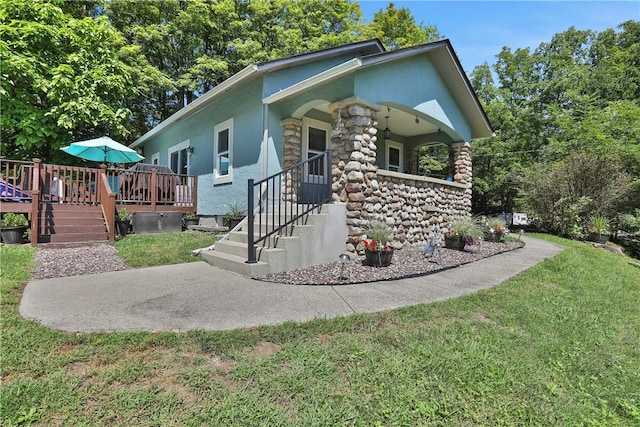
top-left (362, 2), bottom-right (441, 49)
top-left (470, 21), bottom-right (640, 227)
top-left (2, 0), bottom-right (443, 161)
top-left (0, 0), bottom-right (161, 162)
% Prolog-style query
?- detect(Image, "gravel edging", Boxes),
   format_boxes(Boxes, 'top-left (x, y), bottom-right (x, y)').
top-left (255, 241), bottom-right (525, 285)
top-left (32, 244), bottom-right (129, 280)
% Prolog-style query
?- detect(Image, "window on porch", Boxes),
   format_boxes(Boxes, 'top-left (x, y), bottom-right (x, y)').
top-left (386, 140), bottom-right (403, 173)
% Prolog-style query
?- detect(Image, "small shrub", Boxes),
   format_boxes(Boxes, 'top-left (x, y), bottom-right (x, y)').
top-left (365, 220), bottom-right (393, 246)
top-left (444, 217), bottom-right (483, 242)
top-left (586, 215), bottom-right (611, 235)
top-left (1, 212), bottom-right (28, 228)
top-left (117, 208), bottom-right (132, 221)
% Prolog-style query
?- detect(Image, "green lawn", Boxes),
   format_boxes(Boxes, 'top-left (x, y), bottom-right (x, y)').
top-left (1, 235), bottom-right (639, 426)
top-left (113, 231), bottom-right (219, 267)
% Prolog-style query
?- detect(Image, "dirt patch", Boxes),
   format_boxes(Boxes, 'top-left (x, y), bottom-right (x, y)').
top-left (248, 341), bottom-right (281, 358)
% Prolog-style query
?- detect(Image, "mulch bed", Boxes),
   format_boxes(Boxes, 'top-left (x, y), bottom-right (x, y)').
top-left (255, 241), bottom-right (525, 285)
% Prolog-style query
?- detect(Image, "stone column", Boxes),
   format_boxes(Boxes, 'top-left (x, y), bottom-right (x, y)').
top-left (452, 142), bottom-right (472, 185)
top-left (281, 118), bottom-right (302, 202)
top-left (452, 141), bottom-right (473, 214)
top-left (328, 97), bottom-right (380, 256)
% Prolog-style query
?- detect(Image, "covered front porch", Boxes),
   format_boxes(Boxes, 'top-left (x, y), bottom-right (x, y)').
top-left (0, 158), bottom-right (197, 246)
top-left (278, 96), bottom-right (473, 256)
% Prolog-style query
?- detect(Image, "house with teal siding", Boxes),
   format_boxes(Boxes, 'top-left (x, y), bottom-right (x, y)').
top-left (132, 39), bottom-right (493, 277)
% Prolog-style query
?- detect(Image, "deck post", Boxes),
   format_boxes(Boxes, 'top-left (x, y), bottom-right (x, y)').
top-left (150, 168), bottom-right (158, 211)
top-left (29, 158), bottom-right (41, 247)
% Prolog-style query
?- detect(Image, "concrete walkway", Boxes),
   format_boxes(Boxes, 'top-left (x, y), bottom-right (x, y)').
top-left (19, 236), bottom-right (562, 333)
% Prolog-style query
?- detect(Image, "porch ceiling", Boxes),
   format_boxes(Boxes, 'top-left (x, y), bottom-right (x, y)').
top-left (312, 102), bottom-right (440, 138)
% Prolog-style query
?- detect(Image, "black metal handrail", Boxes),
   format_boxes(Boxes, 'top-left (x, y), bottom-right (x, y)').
top-left (246, 150), bottom-right (332, 263)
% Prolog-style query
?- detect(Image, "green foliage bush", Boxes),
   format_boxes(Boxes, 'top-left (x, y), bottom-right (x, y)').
top-left (1, 212), bottom-right (29, 228)
top-left (523, 153), bottom-right (630, 238)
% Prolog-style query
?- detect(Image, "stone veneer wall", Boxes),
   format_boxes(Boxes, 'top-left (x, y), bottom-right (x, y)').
top-left (281, 118), bottom-right (303, 202)
top-left (281, 98), bottom-right (473, 257)
top-left (367, 170), bottom-right (472, 249)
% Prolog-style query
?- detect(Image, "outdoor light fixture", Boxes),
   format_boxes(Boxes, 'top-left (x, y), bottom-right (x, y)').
top-left (384, 107), bottom-right (391, 138)
top-left (338, 253), bottom-right (351, 281)
top-left (186, 146), bottom-right (194, 154)
top-left (415, 116), bottom-right (420, 124)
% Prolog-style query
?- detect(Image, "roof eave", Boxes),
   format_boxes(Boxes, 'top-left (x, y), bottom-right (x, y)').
top-left (262, 58), bottom-right (362, 104)
top-left (132, 64), bottom-right (258, 148)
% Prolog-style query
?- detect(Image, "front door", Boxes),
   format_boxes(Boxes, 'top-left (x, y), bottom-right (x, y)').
top-left (300, 117), bottom-right (331, 203)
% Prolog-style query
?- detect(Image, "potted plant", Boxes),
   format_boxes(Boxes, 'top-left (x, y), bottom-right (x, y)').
top-left (362, 220), bottom-right (394, 267)
top-left (183, 212), bottom-right (199, 230)
top-left (223, 201), bottom-right (245, 230)
top-left (483, 217), bottom-right (508, 242)
top-left (1, 212), bottom-right (29, 244)
top-left (116, 208), bottom-right (132, 237)
top-left (443, 217), bottom-right (483, 250)
top-left (586, 215), bottom-right (610, 244)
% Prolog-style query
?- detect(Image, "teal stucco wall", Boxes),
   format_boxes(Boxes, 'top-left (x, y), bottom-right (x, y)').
top-left (141, 79), bottom-right (265, 216)
top-left (354, 56), bottom-right (471, 142)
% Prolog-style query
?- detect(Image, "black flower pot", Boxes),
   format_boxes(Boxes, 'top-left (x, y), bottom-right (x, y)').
top-left (587, 233), bottom-right (609, 244)
top-left (0, 226), bottom-right (27, 244)
top-left (364, 249), bottom-right (394, 267)
top-left (115, 220), bottom-right (130, 237)
top-left (444, 237), bottom-right (465, 251)
top-left (483, 231), bottom-right (504, 242)
top-left (183, 217), bottom-right (199, 230)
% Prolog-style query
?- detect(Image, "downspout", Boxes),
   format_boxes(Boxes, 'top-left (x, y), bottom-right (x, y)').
top-left (261, 103), bottom-right (269, 180)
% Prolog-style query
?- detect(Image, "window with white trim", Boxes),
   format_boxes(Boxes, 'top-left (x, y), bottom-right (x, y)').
top-left (386, 140), bottom-right (403, 173)
top-left (214, 118), bottom-right (233, 184)
top-left (169, 140), bottom-right (190, 174)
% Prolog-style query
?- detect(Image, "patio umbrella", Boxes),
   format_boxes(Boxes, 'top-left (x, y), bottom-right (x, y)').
top-left (61, 136), bottom-right (144, 164)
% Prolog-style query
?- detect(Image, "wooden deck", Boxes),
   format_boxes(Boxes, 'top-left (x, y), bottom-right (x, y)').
top-left (1, 158), bottom-right (197, 245)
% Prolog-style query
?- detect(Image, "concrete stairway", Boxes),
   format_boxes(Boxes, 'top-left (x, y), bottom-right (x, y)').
top-left (38, 203), bottom-right (108, 244)
top-left (200, 204), bottom-right (347, 277)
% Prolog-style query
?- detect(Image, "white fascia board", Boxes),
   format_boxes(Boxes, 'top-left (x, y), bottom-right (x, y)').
top-left (132, 64), bottom-right (258, 148)
top-left (262, 58), bottom-right (361, 105)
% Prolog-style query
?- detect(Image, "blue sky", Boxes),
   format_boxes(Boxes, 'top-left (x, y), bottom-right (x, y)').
top-left (359, 1), bottom-right (639, 72)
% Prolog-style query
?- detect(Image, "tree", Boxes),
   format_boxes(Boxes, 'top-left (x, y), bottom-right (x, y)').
top-left (362, 2), bottom-right (441, 50)
top-left (106, 0), bottom-right (363, 127)
top-left (470, 21), bottom-right (640, 219)
top-left (0, 0), bottom-right (160, 162)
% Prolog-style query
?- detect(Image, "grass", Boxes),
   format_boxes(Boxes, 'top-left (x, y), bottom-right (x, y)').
top-left (112, 232), bottom-right (219, 267)
top-left (1, 234), bottom-right (639, 425)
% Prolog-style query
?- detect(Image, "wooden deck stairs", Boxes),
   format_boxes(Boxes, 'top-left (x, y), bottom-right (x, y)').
top-left (38, 204), bottom-right (109, 244)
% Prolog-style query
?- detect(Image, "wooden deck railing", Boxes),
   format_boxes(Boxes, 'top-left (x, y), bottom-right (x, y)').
top-left (1, 158), bottom-right (198, 246)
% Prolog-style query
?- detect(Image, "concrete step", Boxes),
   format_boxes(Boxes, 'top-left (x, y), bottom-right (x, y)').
top-left (213, 239), bottom-right (253, 258)
top-left (200, 250), bottom-right (270, 277)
